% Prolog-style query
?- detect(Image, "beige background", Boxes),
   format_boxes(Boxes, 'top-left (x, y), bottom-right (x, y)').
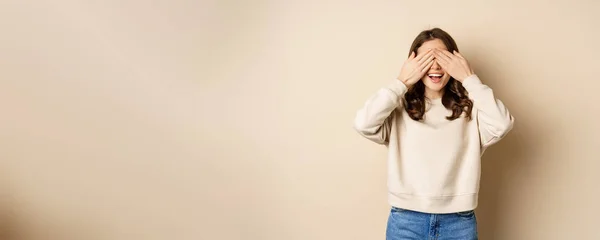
top-left (1, 0), bottom-right (599, 239)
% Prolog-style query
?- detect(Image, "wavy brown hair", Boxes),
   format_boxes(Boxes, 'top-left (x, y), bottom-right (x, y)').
top-left (403, 28), bottom-right (473, 121)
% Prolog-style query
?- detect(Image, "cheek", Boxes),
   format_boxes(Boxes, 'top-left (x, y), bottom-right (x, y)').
top-left (441, 75), bottom-right (452, 86)
top-left (442, 75), bottom-right (451, 82)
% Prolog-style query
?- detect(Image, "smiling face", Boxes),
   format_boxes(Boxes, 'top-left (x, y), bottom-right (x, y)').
top-left (415, 39), bottom-right (452, 98)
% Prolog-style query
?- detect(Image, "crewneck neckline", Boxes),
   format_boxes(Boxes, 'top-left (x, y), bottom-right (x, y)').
top-left (427, 97), bottom-right (443, 105)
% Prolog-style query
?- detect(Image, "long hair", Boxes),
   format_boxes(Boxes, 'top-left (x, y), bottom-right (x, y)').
top-left (403, 28), bottom-right (473, 121)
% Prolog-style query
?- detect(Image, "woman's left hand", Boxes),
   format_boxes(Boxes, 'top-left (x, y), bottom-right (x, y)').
top-left (434, 49), bottom-right (474, 82)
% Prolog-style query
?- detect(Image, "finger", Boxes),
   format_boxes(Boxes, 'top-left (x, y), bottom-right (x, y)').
top-left (417, 50), bottom-right (434, 64)
top-left (435, 58), bottom-right (449, 70)
top-left (434, 50), bottom-right (451, 64)
top-left (417, 52), bottom-right (433, 65)
top-left (408, 51), bottom-right (416, 60)
top-left (420, 58), bottom-right (435, 72)
top-left (437, 49), bottom-right (454, 60)
top-left (454, 51), bottom-right (469, 66)
top-left (414, 48), bottom-right (433, 62)
top-left (453, 50), bottom-right (465, 59)
top-left (419, 54), bottom-right (435, 67)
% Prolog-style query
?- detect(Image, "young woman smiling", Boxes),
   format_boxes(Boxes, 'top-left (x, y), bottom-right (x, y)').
top-left (353, 28), bottom-right (514, 240)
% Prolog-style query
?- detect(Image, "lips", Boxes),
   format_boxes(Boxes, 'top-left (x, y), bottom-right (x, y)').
top-left (428, 73), bottom-right (443, 83)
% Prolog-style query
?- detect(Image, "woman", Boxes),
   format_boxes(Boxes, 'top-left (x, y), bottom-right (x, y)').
top-left (353, 28), bottom-right (514, 239)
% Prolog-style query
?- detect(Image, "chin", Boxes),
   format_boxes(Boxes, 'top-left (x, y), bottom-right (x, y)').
top-left (423, 80), bottom-right (448, 92)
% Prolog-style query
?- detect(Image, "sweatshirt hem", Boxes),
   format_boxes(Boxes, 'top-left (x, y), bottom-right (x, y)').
top-left (388, 192), bottom-right (478, 214)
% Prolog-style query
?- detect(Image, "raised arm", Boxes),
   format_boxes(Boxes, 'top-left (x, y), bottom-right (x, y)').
top-left (435, 49), bottom-right (514, 148)
top-left (354, 49), bottom-right (435, 144)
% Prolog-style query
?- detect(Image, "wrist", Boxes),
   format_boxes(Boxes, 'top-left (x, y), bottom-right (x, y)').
top-left (460, 74), bottom-right (482, 89)
top-left (458, 72), bottom-right (475, 82)
top-left (397, 77), bottom-right (412, 87)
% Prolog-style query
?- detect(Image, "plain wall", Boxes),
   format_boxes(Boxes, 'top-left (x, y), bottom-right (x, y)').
top-left (1, 0), bottom-right (599, 239)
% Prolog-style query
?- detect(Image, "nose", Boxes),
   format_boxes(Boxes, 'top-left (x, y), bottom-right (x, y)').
top-left (431, 60), bottom-right (441, 70)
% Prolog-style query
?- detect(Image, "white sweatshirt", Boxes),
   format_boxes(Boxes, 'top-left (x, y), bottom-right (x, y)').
top-left (354, 75), bottom-right (514, 214)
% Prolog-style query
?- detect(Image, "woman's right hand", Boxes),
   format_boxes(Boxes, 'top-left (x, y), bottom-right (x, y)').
top-left (397, 49), bottom-right (435, 87)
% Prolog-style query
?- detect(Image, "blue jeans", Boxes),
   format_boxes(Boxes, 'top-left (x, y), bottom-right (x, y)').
top-left (386, 206), bottom-right (478, 240)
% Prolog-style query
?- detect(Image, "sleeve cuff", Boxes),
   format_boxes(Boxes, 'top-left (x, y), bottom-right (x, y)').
top-left (461, 74), bottom-right (483, 89)
top-left (387, 79), bottom-right (408, 96)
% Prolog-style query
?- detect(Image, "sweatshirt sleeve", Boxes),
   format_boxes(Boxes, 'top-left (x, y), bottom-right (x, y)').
top-left (461, 75), bottom-right (515, 148)
top-left (353, 79), bottom-right (408, 144)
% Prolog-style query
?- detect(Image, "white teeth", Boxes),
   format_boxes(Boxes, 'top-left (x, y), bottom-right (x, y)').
top-left (428, 73), bottom-right (442, 77)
